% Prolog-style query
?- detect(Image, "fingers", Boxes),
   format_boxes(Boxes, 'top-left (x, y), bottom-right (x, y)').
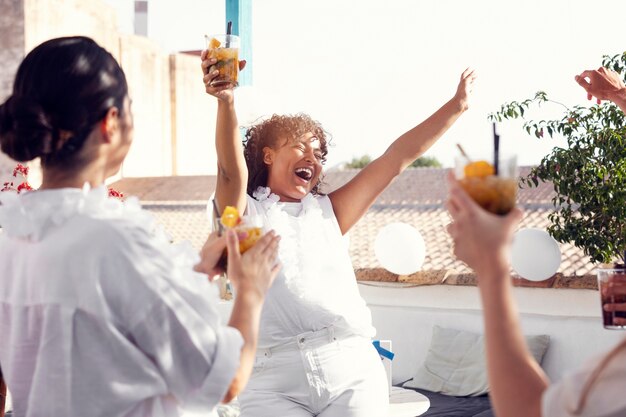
top-left (446, 173), bottom-right (476, 213)
top-left (604, 303), bottom-right (626, 312)
top-left (246, 230), bottom-right (280, 259)
top-left (578, 70), bottom-right (596, 79)
top-left (225, 229), bottom-right (242, 264)
top-left (445, 221), bottom-right (458, 238)
top-left (260, 233), bottom-right (280, 258)
top-left (461, 67), bottom-right (476, 80)
top-left (445, 200), bottom-right (461, 219)
top-left (201, 56), bottom-right (216, 73)
top-left (205, 231), bottom-right (224, 246)
top-left (574, 74), bottom-right (591, 90)
top-left (268, 262), bottom-right (282, 281)
top-left (604, 281), bottom-right (626, 295)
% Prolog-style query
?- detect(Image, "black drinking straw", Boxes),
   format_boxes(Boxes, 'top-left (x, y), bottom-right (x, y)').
top-left (226, 21), bottom-right (233, 47)
top-left (493, 122), bottom-right (500, 176)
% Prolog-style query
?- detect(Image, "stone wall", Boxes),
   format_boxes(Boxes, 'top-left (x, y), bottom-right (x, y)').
top-left (0, 0), bottom-right (26, 181)
top-left (118, 33), bottom-right (173, 177)
top-left (0, 0), bottom-right (219, 187)
top-left (169, 53), bottom-right (218, 176)
top-left (23, 0), bottom-right (119, 58)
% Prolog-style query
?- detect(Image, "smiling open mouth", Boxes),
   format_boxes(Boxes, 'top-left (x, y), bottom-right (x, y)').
top-left (295, 167), bottom-right (313, 181)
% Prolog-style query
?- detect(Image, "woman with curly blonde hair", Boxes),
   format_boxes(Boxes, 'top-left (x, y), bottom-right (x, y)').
top-left (201, 49), bottom-right (475, 416)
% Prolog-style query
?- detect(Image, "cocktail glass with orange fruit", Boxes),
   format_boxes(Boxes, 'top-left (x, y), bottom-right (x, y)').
top-left (205, 34), bottom-right (239, 88)
top-left (220, 206), bottom-right (264, 254)
top-left (454, 154), bottom-right (518, 215)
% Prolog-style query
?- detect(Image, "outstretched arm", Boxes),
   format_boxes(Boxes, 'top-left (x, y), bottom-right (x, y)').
top-left (446, 173), bottom-right (549, 417)
top-left (329, 68), bottom-right (476, 234)
top-left (575, 67), bottom-right (626, 113)
top-left (201, 50), bottom-right (248, 214)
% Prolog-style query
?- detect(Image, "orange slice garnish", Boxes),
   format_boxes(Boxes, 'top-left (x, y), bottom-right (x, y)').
top-left (220, 206), bottom-right (240, 228)
top-left (464, 160), bottom-right (495, 178)
top-left (209, 38), bottom-right (221, 49)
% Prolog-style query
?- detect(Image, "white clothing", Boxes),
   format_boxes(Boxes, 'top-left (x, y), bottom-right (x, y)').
top-left (542, 339), bottom-right (626, 417)
top-left (0, 187), bottom-right (243, 417)
top-left (238, 326), bottom-right (389, 417)
top-left (244, 187), bottom-right (375, 348)
top-left (235, 188), bottom-right (385, 416)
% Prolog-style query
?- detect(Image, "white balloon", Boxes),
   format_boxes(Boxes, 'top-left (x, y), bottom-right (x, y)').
top-left (510, 228), bottom-right (561, 281)
top-left (374, 222), bottom-right (426, 275)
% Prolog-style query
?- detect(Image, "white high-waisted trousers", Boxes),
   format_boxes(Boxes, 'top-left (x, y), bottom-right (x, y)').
top-left (239, 326), bottom-right (389, 417)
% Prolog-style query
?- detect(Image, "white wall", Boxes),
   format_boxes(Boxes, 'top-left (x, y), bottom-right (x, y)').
top-left (359, 284), bottom-right (624, 384)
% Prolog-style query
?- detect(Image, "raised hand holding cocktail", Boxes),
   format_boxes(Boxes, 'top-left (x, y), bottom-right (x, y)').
top-left (204, 34), bottom-right (240, 88)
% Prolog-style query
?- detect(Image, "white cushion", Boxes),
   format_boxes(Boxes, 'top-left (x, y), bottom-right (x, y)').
top-left (403, 326), bottom-right (550, 396)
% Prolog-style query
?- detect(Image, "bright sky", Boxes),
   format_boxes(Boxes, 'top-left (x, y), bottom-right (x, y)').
top-left (111, 0), bottom-right (626, 168)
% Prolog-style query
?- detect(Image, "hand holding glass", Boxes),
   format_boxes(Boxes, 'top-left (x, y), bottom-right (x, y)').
top-left (597, 269), bottom-right (626, 329)
top-left (205, 34), bottom-right (239, 88)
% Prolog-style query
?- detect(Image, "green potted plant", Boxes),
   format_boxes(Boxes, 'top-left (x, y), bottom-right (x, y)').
top-left (488, 52), bottom-right (626, 269)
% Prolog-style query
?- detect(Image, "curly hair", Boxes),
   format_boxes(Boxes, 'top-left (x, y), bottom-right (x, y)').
top-left (243, 113), bottom-right (331, 196)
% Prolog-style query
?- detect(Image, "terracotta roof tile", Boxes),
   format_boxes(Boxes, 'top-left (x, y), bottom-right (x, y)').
top-left (110, 168), bottom-right (595, 283)
top-left (111, 175), bottom-right (216, 203)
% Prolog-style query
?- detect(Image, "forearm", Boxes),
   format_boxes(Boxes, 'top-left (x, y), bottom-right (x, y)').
top-left (329, 96), bottom-right (466, 233)
top-left (222, 291), bottom-right (263, 402)
top-left (384, 97), bottom-right (465, 172)
top-left (215, 100), bottom-right (248, 212)
top-left (609, 87), bottom-right (626, 114)
top-left (479, 267), bottom-right (549, 417)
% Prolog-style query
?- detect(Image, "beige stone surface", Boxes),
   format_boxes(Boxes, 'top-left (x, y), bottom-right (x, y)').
top-left (0, 0), bottom-right (25, 181)
top-left (119, 34), bottom-right (172, 177)
top-left (23, 0), bottom-right (119, 59)
top-left (0, 0), bottom-right (25, 103)
top-left (0, 0), bottom-right (220, 180)
top-left (169, 53), bottom-right (218, 176)
top-left (555, 273), bottom-right (598, 290)
top-left (355, 268), bottom-right (398, 282)
top-left (398, 269), bottom-right (449, 285)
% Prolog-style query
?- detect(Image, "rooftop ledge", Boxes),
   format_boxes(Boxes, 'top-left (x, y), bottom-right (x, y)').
top-left (355, 268), bottom-right (598, 290)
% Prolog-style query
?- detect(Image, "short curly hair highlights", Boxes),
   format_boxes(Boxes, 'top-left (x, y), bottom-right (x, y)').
top-left (243, 113), bottom-right (331, 196)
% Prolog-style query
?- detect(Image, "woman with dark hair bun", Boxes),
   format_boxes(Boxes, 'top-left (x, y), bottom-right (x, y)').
top-left (0, 36), bottom-right (280, 417)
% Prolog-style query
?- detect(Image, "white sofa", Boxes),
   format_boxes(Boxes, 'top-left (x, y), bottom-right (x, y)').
top-left (358, 283), bottom-right (625, 385)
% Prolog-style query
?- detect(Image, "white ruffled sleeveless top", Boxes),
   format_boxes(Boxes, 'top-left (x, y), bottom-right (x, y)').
top-left (246, 187), bottom-right (375, 348)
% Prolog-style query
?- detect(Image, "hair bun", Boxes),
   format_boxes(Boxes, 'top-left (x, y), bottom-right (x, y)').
top-left (0, 94), bottom-right (54, 162)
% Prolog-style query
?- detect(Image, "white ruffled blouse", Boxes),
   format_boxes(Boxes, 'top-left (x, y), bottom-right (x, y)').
top-left (0, 186), bottom-right (242, 417)
top-left (542, 344), bottom-right (626, 417)
top-left (245, 187), bottom-right (375, 348)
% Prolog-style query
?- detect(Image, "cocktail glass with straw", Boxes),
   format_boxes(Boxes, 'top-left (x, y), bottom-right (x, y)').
top-left (454, 131), bottom-right (518, 215)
